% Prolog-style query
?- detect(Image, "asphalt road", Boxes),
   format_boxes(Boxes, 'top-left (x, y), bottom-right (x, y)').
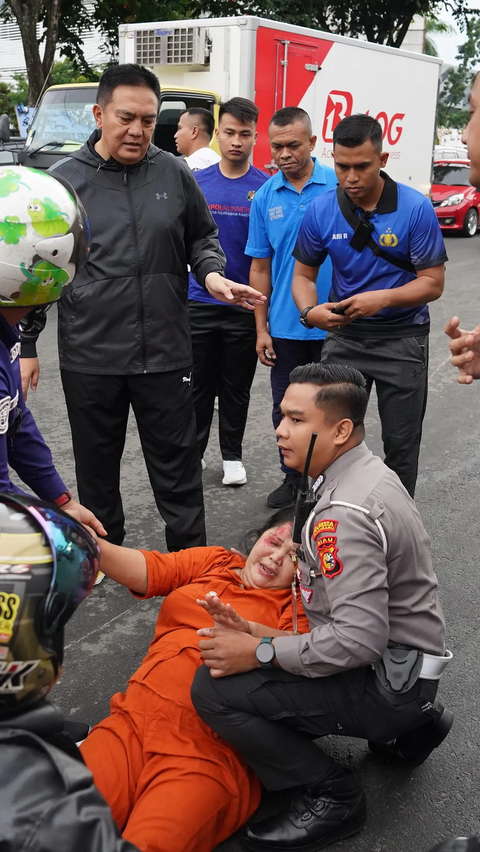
top-left (25, 231), bottom-right (480, 852)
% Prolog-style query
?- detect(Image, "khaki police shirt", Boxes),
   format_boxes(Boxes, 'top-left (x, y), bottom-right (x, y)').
top-left (275, 442), bottom-right (446, 678)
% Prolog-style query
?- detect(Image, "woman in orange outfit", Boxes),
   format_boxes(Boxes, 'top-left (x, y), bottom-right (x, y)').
top-left (80, 507), bottom-right (308, 852)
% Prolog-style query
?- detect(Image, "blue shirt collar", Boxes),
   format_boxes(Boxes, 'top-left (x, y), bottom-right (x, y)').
top-left (271, 157), bottom-right (332, 191)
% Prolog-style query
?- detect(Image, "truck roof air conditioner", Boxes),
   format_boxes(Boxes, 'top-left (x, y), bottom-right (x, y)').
top-left (134, 27), bottom-right (209, 66)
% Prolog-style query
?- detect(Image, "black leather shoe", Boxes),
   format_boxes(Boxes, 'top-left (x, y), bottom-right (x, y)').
top-left (243, 770), bottom-right (367, 852)
top-left (368, 705), bottom-right (453, 767)
top-left (267, 474), bottom-right (301, 509)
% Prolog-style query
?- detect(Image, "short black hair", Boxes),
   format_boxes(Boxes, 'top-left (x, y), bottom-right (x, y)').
top-left (240, 505), bottom-right (295, 556)
top-left (219, 97), bottom-right (259, 126)
top-left (97, 63), bottom-right (161, 109)
top-left (182, 107), bottom-right (215, 140)
top-left (270, 106), bottom-right (312, 135)
top-left (333, 114), bottom-right (383, 152)
top-left (289, 362), bottom-right (368, 428)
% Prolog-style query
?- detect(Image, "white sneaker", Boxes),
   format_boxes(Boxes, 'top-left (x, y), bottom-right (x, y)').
top-left (222, 460), bottom-right (247, 486)
top-left (201, 458), bottom-right (206, 471)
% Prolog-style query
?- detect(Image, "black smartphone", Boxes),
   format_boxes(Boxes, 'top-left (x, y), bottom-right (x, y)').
top-left (330, 306), bottom-right (347, 315)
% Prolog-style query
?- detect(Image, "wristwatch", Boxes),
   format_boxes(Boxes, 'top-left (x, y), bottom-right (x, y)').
top-left (255, 637), bottom-right (276, 669)
top-left (299, 306), bottom-right (315, 329)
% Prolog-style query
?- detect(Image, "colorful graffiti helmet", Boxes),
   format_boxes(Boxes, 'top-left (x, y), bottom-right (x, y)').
top-left (0, 494), bottom-right (99, 718)
top-left (429, 841), bottom-right (480, 852)
top-left (0, 166), bottom-right (90, 309)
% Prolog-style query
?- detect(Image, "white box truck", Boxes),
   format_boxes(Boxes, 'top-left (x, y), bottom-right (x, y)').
top-left (119, 15), bottom-right (441, 194)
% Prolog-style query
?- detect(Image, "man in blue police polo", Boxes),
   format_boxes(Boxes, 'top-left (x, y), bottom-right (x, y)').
top-left (292, 114), bottom-right (447, 496)
top-left (246, 107), bottom-right (336, 508)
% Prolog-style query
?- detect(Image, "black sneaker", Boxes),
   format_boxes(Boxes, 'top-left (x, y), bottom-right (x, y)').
top-left (243, 769), bottom-right (367, 852)
top-left (267, 473), bottom-right (301, 509)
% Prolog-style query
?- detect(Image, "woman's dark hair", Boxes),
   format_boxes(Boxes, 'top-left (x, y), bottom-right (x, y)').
top-left (240, 505), bottom-right (296, 556)
top-left (333, 113), bottom-right (383, 152)
top-left (219, 97), bottom-right (259, 126)
top-left (289, 362), bottom-right (368, 429)
top-left (97, 63), bottom-right (161, 109)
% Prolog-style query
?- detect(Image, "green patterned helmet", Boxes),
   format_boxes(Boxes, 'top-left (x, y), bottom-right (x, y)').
top-left (0, 166), bottom-right (90, 309)
top-left (0, 494), bottom-right (99, 718)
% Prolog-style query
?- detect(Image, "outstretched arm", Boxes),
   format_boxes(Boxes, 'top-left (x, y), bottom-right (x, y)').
top-left (98, 540), bottom-right (148, 595)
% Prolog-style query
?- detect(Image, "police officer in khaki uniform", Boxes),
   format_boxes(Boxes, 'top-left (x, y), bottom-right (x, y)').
top-left (191, 362), bottom-right (453, 852)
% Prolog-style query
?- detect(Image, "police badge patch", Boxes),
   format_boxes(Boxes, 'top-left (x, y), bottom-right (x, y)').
top-left (316, 535), bottom-right (343, 579)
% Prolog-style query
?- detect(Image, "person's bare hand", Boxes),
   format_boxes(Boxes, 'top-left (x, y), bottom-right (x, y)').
top-left (197, 591), bottom-right (252, 636)
top-left (205, 272), bottom-right (267, 310)
top-left (198, 630), bottom-right (261, 677)
top-left (64, 500), bottom-right (107, 537)
top-left (445, 316), bottom-right (480, 384)
top-left (306, 303), bottom-right (352, 331)
top-left (337, 290), bottom-right (389, 319)
top-left (20, 357), bottom-right (40, 400)
top-left (256, 330), bottom-right (276, 366)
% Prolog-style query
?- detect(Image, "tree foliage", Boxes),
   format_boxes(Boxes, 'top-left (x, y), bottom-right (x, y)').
top-left (438, 16), bottom-right (480, 129)
top-left (1, 0), bottom-right (480, 106)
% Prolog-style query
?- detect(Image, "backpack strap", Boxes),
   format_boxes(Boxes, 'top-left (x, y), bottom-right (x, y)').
top-left (336, 186), bottom-right (416, 275)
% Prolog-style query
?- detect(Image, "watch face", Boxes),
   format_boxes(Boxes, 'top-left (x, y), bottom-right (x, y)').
top-left (256, 640), bottom-right (275, 664)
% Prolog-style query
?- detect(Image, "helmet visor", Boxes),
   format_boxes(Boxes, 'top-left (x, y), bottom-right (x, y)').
top-left (26, 502), bottom-right (99, 636)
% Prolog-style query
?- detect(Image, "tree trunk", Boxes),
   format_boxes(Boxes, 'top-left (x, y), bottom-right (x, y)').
top-left (6, 0), bottom-right (61, 105)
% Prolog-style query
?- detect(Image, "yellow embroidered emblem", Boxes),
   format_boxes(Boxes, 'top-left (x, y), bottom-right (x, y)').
top-left (379, 228), bottom-right (398, 248)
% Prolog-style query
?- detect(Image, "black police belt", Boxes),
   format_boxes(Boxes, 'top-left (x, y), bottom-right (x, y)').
top-left (373, 646), bottom-right (453, 702)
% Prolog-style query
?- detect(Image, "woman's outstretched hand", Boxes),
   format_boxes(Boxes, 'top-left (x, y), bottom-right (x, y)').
top-left (196, 591), bottom-right (252, 636)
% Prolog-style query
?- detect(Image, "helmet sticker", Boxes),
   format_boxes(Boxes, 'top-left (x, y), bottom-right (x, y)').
top-left (0, 660), bottom-right (40, 692)
top-left (28, 197), bottom-right (69, 237)
top-left (0, 591), bottom-right (20, 643)
top-left (0, 169), bottom-right (30, 197)
top-left (0, 216), bottom-right (27, 245)
top-left (19, 260), bottom-right (69, 305)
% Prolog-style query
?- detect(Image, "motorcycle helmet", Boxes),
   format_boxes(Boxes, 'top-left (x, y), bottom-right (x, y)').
top-left (0, 493), bottom-right (99, 718)
top-left (430, 840), bottom-right (480, 852)
top-left (0, 166), bottom-right (90, 308)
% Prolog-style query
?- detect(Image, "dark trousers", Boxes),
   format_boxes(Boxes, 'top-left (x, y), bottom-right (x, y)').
top-left (61, 369), bottom-right (206, 551)
top-left (270, 338), bottom-right (325, 473)
top-left (189, 301), bottom-right (258, 461)
top-left (321, 333), bottom-right (429, 497)
top-left (191, 665), bottom-right (438, 791)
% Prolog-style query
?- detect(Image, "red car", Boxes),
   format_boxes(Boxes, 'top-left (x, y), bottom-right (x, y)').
top-left (431, 160), bottom-right (480, 237)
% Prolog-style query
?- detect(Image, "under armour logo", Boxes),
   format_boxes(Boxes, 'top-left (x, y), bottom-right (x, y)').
top-left (182, 372), bottom-right (192, 384)
top-left (156, 192), bottom-right (168, 200)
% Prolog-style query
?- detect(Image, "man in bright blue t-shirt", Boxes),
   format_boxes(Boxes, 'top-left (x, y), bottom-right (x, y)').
top-left (189, 98), bottom-right (268, 487)
top-left (292, 114), bottom-right (447, 496)
top-left (245, 107), bottom-right (336, 509)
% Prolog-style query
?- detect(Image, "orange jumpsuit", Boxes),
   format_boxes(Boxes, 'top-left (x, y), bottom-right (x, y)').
top-left (81, 546), bottom-right (308, 852)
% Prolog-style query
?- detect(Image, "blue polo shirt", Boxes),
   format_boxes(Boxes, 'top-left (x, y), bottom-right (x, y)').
top-left (293, 172), bottom-right (448, 338)
top-left (189, 163), bottom-right (268, 306)
top-left (245, 158), bottom-right (337, 340)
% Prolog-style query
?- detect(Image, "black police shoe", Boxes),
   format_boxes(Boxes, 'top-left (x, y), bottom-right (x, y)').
top-left (267, 473), bottom-right (302, 509)
top-left (243, 770), bottom-right (367, 852)
top-left (368, 704), bottom-right (453, 767)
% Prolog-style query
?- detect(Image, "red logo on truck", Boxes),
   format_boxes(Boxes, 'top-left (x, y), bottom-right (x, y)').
top-left (322, 91), bottom-right (353, 142)
top-left (322, 91), bottom-right (405, 145)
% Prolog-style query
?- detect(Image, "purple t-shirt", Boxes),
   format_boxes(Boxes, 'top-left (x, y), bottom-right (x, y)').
top-left (188, 163), bottom-right (269, 306)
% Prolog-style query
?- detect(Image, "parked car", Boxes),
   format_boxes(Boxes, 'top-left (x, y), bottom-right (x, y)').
top-left (434, 144), bottom-right (468, 160)
top-left (431, 159), bottom-right (479, 237)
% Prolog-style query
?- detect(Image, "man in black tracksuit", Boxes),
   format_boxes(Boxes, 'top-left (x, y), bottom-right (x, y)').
top-left (20, 64), bottom-right (264, 551)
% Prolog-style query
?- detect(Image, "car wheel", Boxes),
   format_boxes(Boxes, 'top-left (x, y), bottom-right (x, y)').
top-left (462, 208), bottom-right (479, 237)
